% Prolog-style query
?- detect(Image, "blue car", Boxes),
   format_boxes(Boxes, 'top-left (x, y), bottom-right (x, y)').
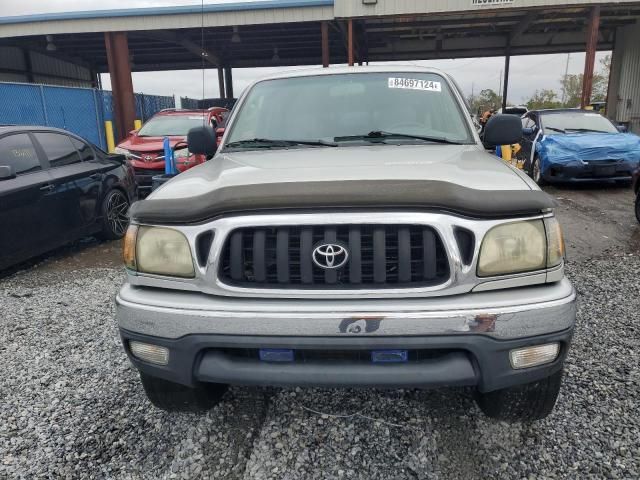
top-left (520, 109), bottom-right (640, 185)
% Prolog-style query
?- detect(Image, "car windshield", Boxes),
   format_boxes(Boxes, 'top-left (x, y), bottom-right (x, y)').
top-left (542, 112), bottom-right (618, 135)
top-left (225, 72), bottom-right (473, 149)
top-left (137, 115), bottom-right (206, 137)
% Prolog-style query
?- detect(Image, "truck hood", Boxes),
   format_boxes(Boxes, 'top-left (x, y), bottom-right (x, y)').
top-left (130, 144), bottom-right (556, 224)
top-left (150, 144), bottom-right (531, 199)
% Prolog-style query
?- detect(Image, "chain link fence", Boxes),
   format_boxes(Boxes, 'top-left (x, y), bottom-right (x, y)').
top-left (0, 81), bottom-right (175, 149)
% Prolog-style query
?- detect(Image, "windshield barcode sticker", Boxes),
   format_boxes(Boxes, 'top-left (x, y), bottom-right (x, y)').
top-left (388, 77), bottom-right (441, 92)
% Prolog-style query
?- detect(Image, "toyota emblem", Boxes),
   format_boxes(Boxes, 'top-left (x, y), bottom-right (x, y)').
top-left (312, 243), bottom-right (349, 269)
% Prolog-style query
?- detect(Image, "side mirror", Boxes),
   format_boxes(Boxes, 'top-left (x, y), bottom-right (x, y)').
top-left (617, 124), bottom-right (628, 133)
top-left (187, 126), bottom-right (217, 156)
top-left (522, 127), bottom-right (534, 136)
top-left (0, 165), bottom-right (16, 180)
top-left (484, 114), bottom-right (523, 146)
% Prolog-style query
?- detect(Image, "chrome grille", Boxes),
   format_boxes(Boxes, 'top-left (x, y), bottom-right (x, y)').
top-left (219, 225), bottom-right (450, 289)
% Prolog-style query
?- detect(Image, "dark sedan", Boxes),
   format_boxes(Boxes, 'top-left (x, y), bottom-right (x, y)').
top-left (0, 126), bottom-right (136, 270)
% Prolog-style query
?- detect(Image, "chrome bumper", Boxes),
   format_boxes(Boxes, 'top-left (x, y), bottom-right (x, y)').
top-left (116, 278), bottom-right (576, 340)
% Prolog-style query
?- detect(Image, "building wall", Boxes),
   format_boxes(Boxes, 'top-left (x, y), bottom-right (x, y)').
top-left (335, 0), bottom-right (627, 18)
top-left (0, 46), bottom-right (93, 87)
top-left (607, 23), bottom-right (640, 133)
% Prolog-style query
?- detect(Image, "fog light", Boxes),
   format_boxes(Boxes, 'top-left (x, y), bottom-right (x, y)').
top-left (129, 341), bottom-right (169, 365)
top-left (509, 343), bottom-right (559, 369)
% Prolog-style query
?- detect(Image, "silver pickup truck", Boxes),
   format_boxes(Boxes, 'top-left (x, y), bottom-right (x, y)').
top-left (117, 66), bottom-right (575, 421)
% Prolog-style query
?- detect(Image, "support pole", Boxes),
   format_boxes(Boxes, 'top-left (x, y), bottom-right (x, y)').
top-left (224, 66), bottom-right (234, 99)
top-left (581, 6), bottom-right (600, 109)
top-left (502, 40), bottom-right (511, 111)
top-left (321, 21), bottom-right (330, 68)
top-left (218, 67), bottom-right (226, 99)
top-left (348, 19), bottom-right (354, 66)
top-left (104, 32), bottom-right (136, 142)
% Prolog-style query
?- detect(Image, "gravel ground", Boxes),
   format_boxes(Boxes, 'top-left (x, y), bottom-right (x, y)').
top-left (1, 254), bottom-right (639, 479)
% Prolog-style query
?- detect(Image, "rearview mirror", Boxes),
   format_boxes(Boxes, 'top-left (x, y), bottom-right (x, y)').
top-left (0, 165), bottom-right (16, 180)
top-left (484, 114), bottom-right (523, 146)
top-left (187, 126), bottom-right (217, 156)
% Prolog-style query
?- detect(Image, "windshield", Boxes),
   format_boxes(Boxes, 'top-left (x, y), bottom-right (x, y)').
top-left (542, 112), bottom-right (618, 135)
top-left (138, 115), bottom-right (206, 137)
top-left (225, 72), bottom-right (472, 148)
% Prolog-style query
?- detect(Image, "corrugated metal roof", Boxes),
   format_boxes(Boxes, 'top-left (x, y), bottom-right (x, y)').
top-left (0, 0), bottom-right (334, 25)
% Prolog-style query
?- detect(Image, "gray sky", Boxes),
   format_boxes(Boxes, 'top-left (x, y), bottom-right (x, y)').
top-left (10, 1), bottom-right (610, 106)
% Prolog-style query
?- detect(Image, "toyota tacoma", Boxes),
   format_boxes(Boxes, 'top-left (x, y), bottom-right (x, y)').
top-left (117, 67), bottom-right (575, 421)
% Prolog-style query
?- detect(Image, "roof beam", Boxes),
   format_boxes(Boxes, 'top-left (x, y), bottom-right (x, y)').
top-left (132, 31), bottom-right (221, 66)
top-left (510, 12), bottom-right (537, 42)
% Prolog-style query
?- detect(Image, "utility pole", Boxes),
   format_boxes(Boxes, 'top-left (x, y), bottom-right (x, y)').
top-left (561, 53), bottom-right (570, 106)
top-left (498, 70), bottom-right (502, 109)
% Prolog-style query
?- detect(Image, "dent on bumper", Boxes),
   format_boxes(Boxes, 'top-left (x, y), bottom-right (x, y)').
top-left (116, 278), bottom-right (576, 340)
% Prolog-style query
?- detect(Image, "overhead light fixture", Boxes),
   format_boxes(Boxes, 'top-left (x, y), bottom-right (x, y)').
top-left (231, 26), bottom-right (241, 43)
top-left (272, 47), bottom-right (280, 62)
top-left (45, 34), bottom-right (57, 52)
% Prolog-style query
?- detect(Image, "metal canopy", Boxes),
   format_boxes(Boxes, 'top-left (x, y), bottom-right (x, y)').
top-left (0, 3), bottom-right (638, 73)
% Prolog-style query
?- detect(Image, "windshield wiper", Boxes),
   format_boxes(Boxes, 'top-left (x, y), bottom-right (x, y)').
top-left (545, 126), bottom-right (566, 133)
top-left (334, 131), bottom-right (464, 145)
top-left (565, 128), bottom-right (607, 133)
top-left (225, 138), bottom-right (337, 148)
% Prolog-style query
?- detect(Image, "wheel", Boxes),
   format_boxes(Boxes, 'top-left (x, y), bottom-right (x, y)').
top-left (528, 155), bottom-right (546, 186)
top-left (140, 372), bottom-right (228, 412)
top-left (475, 369), bottom-right (563, 421)
top-left (98, 189), bottom-right (130, 240)
top-left (635, 192), bottom-right (640, 224)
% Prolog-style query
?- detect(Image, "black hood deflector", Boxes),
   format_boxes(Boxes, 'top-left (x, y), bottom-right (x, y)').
top-left (130, 180), bottom-right (556, 224)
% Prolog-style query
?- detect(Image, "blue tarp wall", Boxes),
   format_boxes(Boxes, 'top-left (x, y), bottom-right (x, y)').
top-left (0, 82), bottom-right (174, 150)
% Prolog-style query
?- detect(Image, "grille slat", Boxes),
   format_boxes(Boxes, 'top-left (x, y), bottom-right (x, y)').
top-left (423, 229), bottom-right (437, 280)
top-left (220, 224), bottom-right (449, 289)
top-left (253, 230), bottom-right (266, 282)
top-left (373, 227), bottom-right (386, 284)
top-left (397, 227), bottom-right (412, 283)
top-left (300, 227), bottom-right (314, 285)
top-left (276, 228), bottom-right (290, 284)
top-left (348, 227), bottom-right (362, 284)
top-left (229, 231), bottom-right (243, 281)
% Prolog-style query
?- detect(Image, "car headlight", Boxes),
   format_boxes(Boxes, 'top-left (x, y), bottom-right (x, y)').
top-left (114, 146), bottom-right (130, 156)
top-left (478, 220), bottom-right (546, 277)
top-left (174, 148), bottom-right (191, 159)
top-left (123, 225), bottom-right (195, 278)
top-left (477, 217), bottom-right (565, 277)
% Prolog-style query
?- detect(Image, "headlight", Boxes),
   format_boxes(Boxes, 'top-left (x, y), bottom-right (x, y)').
top-left (174, 148), bottom-right (191, 159)
top-left (114, 146), bottom-right (130, 156)
top-left (123, 225), bottom-right (195, 278)
top-left (544, 216), bottom-right (565, 268)
top-left (478, 220), bottom-right (546, 277)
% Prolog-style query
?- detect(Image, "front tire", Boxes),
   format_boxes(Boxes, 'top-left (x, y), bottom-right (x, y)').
top-left (98, 189), bottom-right (130, 240)
top-left (475, 369), bottom-right (563, 421)
top-left (529, 155), bottom-right (546, 186)
top-left (140, 373), bottom-right (228, 412)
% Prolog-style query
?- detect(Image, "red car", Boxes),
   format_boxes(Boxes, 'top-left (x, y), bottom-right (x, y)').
top-left (115, 107), bottom-right (227, 194)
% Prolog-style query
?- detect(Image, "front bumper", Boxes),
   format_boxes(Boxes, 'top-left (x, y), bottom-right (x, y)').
top-left (542, 159), bottom-right (636, 182)
top-left (117, 279), bottom-right (576, 392)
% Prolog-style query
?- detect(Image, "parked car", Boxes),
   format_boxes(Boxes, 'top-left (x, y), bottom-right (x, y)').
top-left (498, 105), bottom-right (528, 116)
top-left (115, 107), bottom-right (227, 195)
top-left (633, 166), bottom-right (640, 223)
top-left (0, 126), bottom-right (136, 270)
top-left (520, 109), bottom-right (640, 184)
top-left (117, 66), bottom-right (575, 421)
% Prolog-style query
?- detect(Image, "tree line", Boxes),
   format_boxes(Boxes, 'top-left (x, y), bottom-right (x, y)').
top-left (467, 55), bottom-right (610, 112)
